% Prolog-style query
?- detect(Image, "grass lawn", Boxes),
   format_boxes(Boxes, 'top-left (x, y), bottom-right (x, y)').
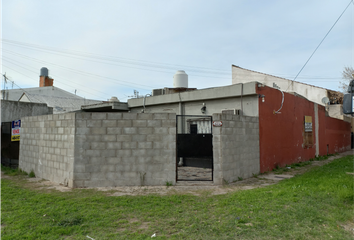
top-left (1, 156), bottom-right (353, 239)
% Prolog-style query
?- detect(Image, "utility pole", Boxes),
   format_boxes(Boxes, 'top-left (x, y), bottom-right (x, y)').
top-left (2, 72), bottom-right (9, 100)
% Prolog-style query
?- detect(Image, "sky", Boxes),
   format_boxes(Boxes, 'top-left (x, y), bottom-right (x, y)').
top-left (1, 0), bottom-right (354, 101)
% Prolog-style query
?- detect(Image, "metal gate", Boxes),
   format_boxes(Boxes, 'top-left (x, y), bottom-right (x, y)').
top-left (176, 115), bottom-right (213, 181)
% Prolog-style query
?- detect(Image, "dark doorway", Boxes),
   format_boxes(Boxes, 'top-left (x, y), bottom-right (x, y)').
top-left (176, 115), bottom-right (213, 181)
top-left (1, 122), bottom-right (20, 168)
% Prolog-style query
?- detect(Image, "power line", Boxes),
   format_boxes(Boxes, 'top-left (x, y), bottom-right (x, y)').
top-left (2, 63), bottom-right (109, 100)
top-left (1, 38), bottom-right (230, 75)
top-left (2, 50), bottom-right (157, 89)
top-left (287, 0), bottom-right (354, 91)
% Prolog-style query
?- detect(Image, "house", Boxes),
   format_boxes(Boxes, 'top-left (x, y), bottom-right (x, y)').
top-left (18, 68), bottom-right (351, 188)
top-left (1, 67), bottom-right (102, 114)
top-left (232, 65), bottom-right (347, 119)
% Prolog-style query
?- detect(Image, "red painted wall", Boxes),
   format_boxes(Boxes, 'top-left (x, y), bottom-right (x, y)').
top-left (324, 115), bottom-right (351, 154)
top-left (257, 86), bottom-right (350, 173)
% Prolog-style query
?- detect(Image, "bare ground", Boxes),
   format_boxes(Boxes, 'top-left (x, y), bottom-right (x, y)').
top-left (2, 150), bottom-right (353, 197)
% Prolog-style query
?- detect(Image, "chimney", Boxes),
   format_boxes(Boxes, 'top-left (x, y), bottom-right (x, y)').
top-left (39, 67), bottom-right (54, 87)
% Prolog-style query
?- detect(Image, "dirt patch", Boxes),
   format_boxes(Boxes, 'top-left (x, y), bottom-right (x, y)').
top-left (1, 173), bottom-right (13, 179)
top-left (25, 177), bottom-right (72, 192)
top-left (341, 220), bottom-right (354, 236)
top-left (2, 150), bottom-right (353, 196)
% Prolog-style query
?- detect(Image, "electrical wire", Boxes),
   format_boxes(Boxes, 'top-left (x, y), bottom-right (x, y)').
top-left (1, 39), bottom-right (230, 75)
top-left (286, 0), bottom-right (353, 92)
top-left (2, 63), bottom-right (109, 100)
top-left (2, 50), bottom-right (156, 89)
top-left (273, 89), bottom-right (284, 114)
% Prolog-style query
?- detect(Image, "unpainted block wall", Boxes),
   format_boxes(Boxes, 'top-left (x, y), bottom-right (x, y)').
top-left (19, 112), bottom-right (176, 187)
top-left (73, 112), bottom-right (176, 187)
top-left (213, 114), bottom-right (260, 184)
top-left (19, 113), bottom-right (75, 186)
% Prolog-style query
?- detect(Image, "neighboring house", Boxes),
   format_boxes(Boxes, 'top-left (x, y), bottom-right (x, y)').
top-left (1, 67), bottom-right (103, 114)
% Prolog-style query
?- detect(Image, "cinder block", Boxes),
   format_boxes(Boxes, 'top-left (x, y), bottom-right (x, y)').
top-left (76, 127), bottom-right (90, 135)
top-left (154, 127), bottom-right (168, 135)
top-left (106, 172), bottom-right (118, 180)
top-left (122, 113), bottom-right (137, 120)
top-left (137, 113), bottom-right (153, 120)
top-left (90, 128), bottom-right (106, 135)
top-left (147, 135), bottom-right (161, 142)
top-left (87, 135), bottom-right (102, 142)
top-left (107, 113), bottom-right (122, 120)
top-left (145, 149), bottom-right (160, 157)
top-left (106, 157), bottom-right (121, 164)
top-left (92, 113), bottom-right (107, 120)
top-left (132, 135), bottom-right (147, 142)
top-left (120, 156), bottom-right (136, 164)
top-left (101, 150), bottom-right (116, 157)
top-left (101, 165), bottom-right (116, 172)
top-left (147, 120), bottom-right (161, 127)
top-left (60, 149), bottom-right (67, 156)
top-left (102, 120), bottom-right (117, 127)
top-left (91, 142), bottom-right (106, 149)
top-left (75, 112), bottom-right (92, 120)
top-left (153, 142), bottom-right (163, 149)
top-left (65, 113), bottom-right (75, 120)
top-left (91, 172), bottom-right (106, 180)
top-left (116, 149), bottom-right (132, 157)
top-left (117, 120), bottom-right (132, 127)
top-left (168, 113), bottom-right (176, 120)
top-left (106, 127), bottom-right (122, 134)
top-left (102, 135), bottom-right (117, 142)
top-left (122, 142), bottom-right (137, 149)
top-left (136, 156), bottom-right (152, 164)
top-left (116, 135), bottom-right (132, 142)
top-left (85, 150), bottom-right (102, 157)
top-left (85, 164), bottom-right (101, 172)
top-left (74, 164), bottom-right (86, 172)
top-left (107, 142), bottom-right (121, 149)
top-left (162, 120), bottom-right (175, 127)
top-left (87, 120), bottom-right (102, 128)
top-left (73, 173), bottom-right (91, 180)
top-left (138, 128), bottom-right (153, 135)
top-left (138, 142), bottom-right (152, 149)
top-left (153, 113), bottom-right (169, 120)
top-left (122, 127), bottom-right (137, 135)
top-left (169, 128), bottom-right (176, 134)
top-left (132, 149), bottom-right (147, 157)
top-left (133, 120), bottom-right (147, 127)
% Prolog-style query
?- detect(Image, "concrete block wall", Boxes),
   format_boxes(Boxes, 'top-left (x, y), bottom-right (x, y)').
top-left (19, 113), bottom-right (75, 187)
top-left (1, 100), bottom-right (53, 123)
top-left (19, 112), bottom-right (176, 188)
top-left (212, 113), bottom-right (260, 184)
top-left (73, 112), bottom-right (176, 187)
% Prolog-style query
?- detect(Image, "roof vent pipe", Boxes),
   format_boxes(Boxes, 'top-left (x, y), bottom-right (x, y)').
top-left (173, 70), bottom-right (188, 88)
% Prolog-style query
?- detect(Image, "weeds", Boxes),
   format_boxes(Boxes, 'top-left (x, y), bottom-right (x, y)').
top-left (1, 156), bottom-right (353, 239)
top-left (1, 165), bottom-right (28, 176)
top-left (165, 181), bottom-right (173, 187)
top-left (28, 170), bottom-right (36, 178)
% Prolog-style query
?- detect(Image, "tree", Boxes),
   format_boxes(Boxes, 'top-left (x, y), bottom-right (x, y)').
top-left (339, 66), bottom-right (354, 93)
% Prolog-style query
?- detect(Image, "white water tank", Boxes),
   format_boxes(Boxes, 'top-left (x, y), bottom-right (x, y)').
top-left (173, 70), bottom-right (188, 88)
